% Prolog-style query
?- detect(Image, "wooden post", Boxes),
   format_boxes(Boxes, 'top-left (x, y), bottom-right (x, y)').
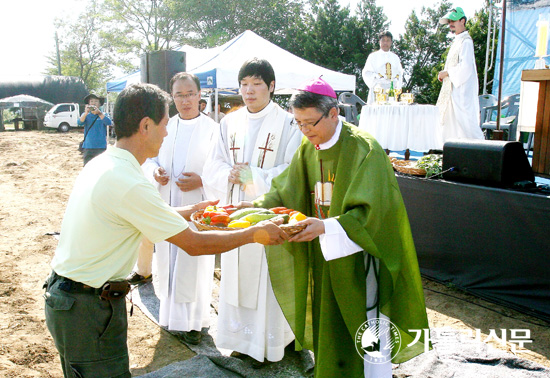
top-left (521, 69), bottom-right (550, 177)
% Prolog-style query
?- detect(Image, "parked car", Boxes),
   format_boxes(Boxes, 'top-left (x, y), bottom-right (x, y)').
top-left (44, 103), bottom-right (81, 132)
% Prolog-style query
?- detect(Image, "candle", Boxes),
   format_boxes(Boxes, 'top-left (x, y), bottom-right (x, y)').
top-left (535, 14), bottom-right (549, 58)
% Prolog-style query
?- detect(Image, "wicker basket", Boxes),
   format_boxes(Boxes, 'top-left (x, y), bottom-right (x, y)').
top-left (281, 224), bottom-right (307, 236)
top-left (390, 158), bottom-right (427, 176)
top-left (191, 210), bottom-right (234, 232)
top-left (191, 210), bottom-right (306, 236)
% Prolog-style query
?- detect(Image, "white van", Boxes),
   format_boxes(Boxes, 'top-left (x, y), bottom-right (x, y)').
top-left (44, 103), bottom-right (81, 132)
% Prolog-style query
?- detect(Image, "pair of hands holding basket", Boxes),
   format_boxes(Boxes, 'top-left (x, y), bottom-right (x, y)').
top-left (186, 200), bottom-right (325, 244)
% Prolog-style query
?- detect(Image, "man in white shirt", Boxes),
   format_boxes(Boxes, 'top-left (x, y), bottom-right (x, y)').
top-left (362, 31), bottom-right (404, 104)
top-left (203, 58), bottom-right (302, 367)
top-left (436, 6), bottom-right (484, 141)
top-left (44, 83), bottom-right (288, 378)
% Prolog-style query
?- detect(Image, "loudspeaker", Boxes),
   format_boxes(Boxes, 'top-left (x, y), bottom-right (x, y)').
top-left (442, 139), bottom-right (534, 187)
top-left (140, 51), bottom-right (186, 93)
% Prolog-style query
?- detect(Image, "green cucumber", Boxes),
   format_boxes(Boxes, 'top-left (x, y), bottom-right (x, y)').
top-left (273, 214), bottom-right (290, 224)
top-left (229, 208), bottom-right (272, 220)
top-left (243, 213), bottom-right (280, 225)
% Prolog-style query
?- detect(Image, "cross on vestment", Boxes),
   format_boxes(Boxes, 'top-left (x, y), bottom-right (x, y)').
top-left (258, 133), bottom-right (274, 169)
top-left (230, 136), bottom-right (240, 162)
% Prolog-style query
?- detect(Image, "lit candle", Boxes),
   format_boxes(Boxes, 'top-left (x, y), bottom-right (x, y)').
top-left (535, 14), bottom-right (549, 58)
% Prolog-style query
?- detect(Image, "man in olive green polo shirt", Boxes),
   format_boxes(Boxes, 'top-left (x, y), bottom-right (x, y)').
top-left (44, 83), bottom-right (288, 378)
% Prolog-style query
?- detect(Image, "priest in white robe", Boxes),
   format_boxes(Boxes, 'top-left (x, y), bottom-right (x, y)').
top-left (203, 58), bottom-right (302, 365)
top-left (437, 7), bottom-right (484, 142)
top-left (362, 31), bottom-right (404, 104)
top-left (142, 73), bottom-right (218, 345)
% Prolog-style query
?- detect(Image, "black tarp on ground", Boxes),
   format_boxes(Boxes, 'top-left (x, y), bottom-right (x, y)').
top-left (396, 174), bottom-right (550, 322)
top-left (0, 75), bottom-right (88, 105)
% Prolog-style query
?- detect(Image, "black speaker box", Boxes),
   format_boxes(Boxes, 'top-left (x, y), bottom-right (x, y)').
top-left (442, 139), bottom-right (534, 187)
top-left (140, 51), bottom-right (186, 93)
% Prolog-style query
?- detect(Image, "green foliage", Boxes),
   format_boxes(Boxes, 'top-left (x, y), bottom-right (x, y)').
top-left (2, 109), bottom-right (18, 122)
top-left (102, 0), bottom-right (193, 52)
top-left (416, 154), bottom-right (443, 178)
top-left (280, 0), bottom-right (388, 100)
top-left (45, 0), bottom-right (116, 93)
top-left (182, 0), bottom-right (304, 48)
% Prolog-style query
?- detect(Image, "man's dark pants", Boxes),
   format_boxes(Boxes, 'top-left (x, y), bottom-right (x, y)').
top-left (44, 272), bottom-right (131, 378)
top-left (82, 148), bottom-right (106, 166)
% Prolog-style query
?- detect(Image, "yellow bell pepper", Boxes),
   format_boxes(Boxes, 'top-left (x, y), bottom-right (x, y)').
top-left (228, 220), bottom-right (251, 228)
top-left (290, 212), bottom-right (306, 222)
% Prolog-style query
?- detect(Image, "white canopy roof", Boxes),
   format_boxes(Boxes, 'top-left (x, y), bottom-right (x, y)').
top-left (107, 30), bottom-right (356, 94)
top-left (184, 30), bottom-right (356, 93)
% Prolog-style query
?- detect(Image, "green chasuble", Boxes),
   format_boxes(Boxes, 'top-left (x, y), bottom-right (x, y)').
top-left (254, 123), bottom-right (430, 377)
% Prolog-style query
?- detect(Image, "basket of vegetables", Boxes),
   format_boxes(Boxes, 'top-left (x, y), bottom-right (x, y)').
top-left (191, 206), bottom-right (307, 236)
top-left (390, 157), bottom-right (427, 176)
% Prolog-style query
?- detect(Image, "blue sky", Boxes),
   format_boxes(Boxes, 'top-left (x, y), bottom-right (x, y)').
top-left (0, 0), bottom-right (485, 77)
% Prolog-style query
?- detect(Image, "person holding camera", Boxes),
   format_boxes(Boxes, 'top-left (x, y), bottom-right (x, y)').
top-left (78, 93), bottom-right (112, 166)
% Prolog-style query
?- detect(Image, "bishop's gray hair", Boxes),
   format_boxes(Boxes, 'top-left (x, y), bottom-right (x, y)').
top-left (289, 91), bottom-right (338, 115)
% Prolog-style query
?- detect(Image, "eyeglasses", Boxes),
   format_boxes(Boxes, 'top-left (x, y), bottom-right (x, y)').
top-left (291, 114), bottom-right (324, 130)
top-left (173, 92), bottom-right (198, 101)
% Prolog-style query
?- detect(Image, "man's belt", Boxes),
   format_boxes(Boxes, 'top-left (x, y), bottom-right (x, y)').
top-left (52, 271), bottom-right (130, 300)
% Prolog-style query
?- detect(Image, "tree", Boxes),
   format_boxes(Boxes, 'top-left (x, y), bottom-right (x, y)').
top-left (281, 0), bottom-right (388, 100)
top-left (183, 0), bottom-right (305, 47)
top-left (394, 1), bottom-right (453, 104)
top-left (102, 0), bottom-right (193, 53)
top-left (350, 0), bottom-right (389, 100)
top-left (45, 0), bottom-right (116, 93)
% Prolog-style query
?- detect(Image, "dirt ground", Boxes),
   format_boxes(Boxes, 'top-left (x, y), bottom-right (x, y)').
top-left (0, 129), bottom-right (549, 378)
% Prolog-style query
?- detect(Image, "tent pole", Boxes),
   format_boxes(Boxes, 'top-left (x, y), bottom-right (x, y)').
top-left (215, 88), bottom-right (219, 123)
top-left (483, 0), bottom-right (494, 95)
top-left (494, 0), bottom-right (506, 141)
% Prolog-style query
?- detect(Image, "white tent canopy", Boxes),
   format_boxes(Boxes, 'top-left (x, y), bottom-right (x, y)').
top-left (184, 30), bottom-right (356, 93)
top-left (107, 30), bottom-right (356, 94)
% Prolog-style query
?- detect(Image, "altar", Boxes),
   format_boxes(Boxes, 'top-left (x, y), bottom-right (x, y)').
top-left (358, 104), bottom-right (443, 153)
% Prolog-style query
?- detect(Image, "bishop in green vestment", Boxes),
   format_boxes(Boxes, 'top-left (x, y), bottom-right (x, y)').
top-left (252, 78), bottom-right (430, 377)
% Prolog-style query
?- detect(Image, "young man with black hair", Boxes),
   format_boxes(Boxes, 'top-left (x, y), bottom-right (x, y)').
top-left (203, 58), bottom-right (302, 366)
top-left (44, 83), bottom-right (288, 378)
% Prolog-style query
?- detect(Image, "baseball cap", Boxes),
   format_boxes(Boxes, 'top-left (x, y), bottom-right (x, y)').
top-left (439, 7), bottom-right (466, 24)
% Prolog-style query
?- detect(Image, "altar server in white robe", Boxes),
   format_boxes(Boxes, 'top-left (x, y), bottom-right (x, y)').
top-left (362, 31), bottom-right (403, 104)
top-left (203, 58), bottom-right (302, 365)
top-left (437, 7), bottom-right (484, 142)
top-left (142, 73), bottom-right (218, 345)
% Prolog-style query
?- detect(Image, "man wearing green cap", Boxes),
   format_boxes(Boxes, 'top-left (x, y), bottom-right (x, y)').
top-left (436, 7), bottom-right (484, 142)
